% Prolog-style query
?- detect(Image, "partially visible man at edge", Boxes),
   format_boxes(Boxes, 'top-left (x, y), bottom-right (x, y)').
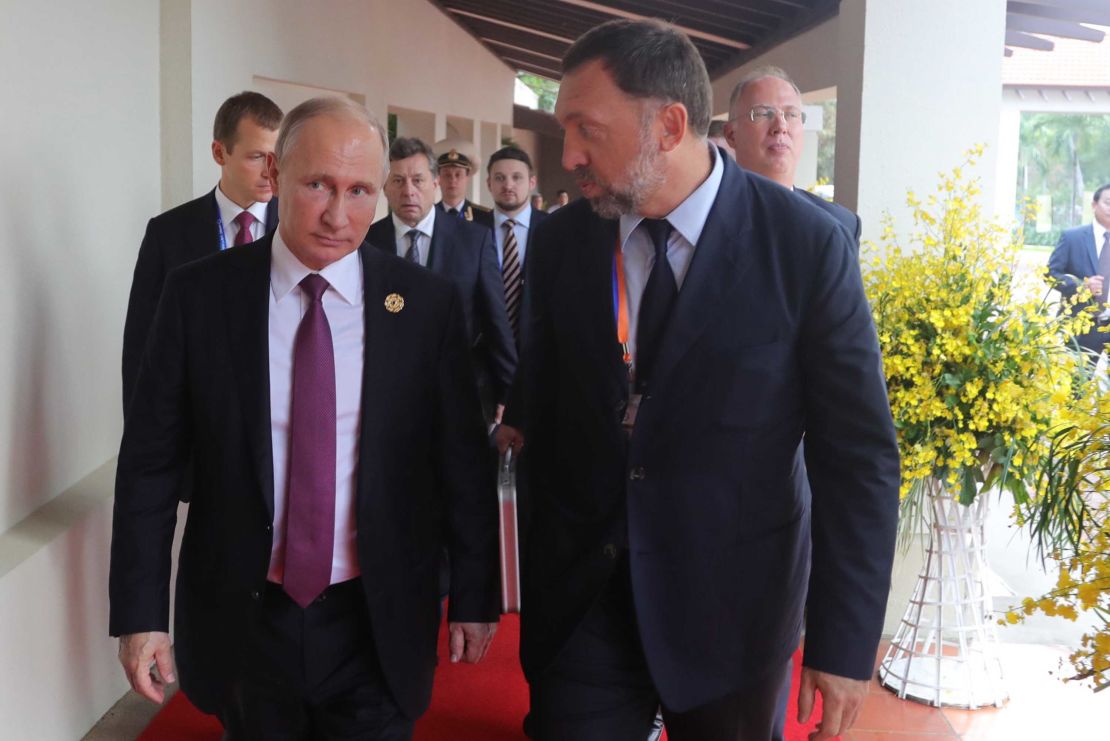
top-left (1048, 183), bottom-right (1110, 354)
top-left (724, 66), bottom-right (861, 246)
top-left (110, 96), bottom-right (499, 739)
top-left (500, 18), bottom-right (899, 741)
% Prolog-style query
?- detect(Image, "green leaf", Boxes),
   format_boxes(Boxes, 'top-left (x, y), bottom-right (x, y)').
top-left (960, 467), bottom-right (977, 505)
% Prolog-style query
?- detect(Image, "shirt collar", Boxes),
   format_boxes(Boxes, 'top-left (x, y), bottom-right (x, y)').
top-left (271, 228), bottom-right (363, 306)
top-left (441, 198), bottom-right (466, 212)
top-left (391, 206), bottom-right (436, 240)
top-left (1095, 220), bottom-right (1109, 248)
top-left (618, 143), bottom-right (724, 250)
top-left (214, 183), bottom-right (269, 223)
top-left (495, 205), bottom-right (532, 230)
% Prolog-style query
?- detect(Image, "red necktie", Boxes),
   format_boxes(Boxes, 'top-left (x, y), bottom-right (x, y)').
top-left (282, 274), bottom-right (337, 608)
top-left (233, 211), bottom-right (257, 246)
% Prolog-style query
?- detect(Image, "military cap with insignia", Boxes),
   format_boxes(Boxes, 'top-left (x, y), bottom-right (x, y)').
top-left (437, 147), bottom-right (473, 171)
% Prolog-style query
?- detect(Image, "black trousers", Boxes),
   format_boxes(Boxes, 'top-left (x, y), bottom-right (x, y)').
top-left (220, 579), bottom-right (413, 741)
top-left (528, 559), bottom-right (791, 741)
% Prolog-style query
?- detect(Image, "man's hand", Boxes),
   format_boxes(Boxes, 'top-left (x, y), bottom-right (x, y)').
top-left (797, 666), bottom-right (869, 741)
top-left (1084, 275), bottom-right (1104, 298)
top-left (118, 631), bottom-right (176, 704)
top-left (447, 622), bottom-right (498, 664)
top-left (494, 424), bottom-right (524, 455)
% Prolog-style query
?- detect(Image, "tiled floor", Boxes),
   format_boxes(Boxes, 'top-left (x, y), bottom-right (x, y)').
top-left (845, 642), bottom-right (1109, 740)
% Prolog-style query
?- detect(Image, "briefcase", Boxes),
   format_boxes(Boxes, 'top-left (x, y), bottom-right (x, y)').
top-left (498, 449), bottom-right (521, 613)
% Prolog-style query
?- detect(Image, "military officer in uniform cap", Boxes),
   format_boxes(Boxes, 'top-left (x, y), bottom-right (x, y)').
top-left (435, 141), bottom-right (494, 230)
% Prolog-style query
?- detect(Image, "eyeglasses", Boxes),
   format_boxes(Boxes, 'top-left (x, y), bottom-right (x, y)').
top-left (748, 105), bottom-right (806, 125)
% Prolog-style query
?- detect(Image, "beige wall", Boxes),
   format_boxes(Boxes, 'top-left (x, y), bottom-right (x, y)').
top-left (178, 0), bottom-right (516, 212)
top-left (0, 1), bottom-right (160, 736)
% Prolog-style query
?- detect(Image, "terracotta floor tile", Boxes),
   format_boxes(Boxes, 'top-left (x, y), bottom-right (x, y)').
top-left (852, 690), bottom-right (955, 734)
top-left (940, 707), bottom-right (1003, 735)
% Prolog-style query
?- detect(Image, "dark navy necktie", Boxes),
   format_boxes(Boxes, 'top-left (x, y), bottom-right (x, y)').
top-left (635, 218), bottom-right (676, 393)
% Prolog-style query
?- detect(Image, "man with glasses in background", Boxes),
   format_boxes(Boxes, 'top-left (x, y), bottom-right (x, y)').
top-left (725, 67), bottom-right (861, 246)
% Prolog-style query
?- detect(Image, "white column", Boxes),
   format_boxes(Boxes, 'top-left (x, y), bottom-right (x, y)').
top-left (835, 0), bottom-right (1007, 241)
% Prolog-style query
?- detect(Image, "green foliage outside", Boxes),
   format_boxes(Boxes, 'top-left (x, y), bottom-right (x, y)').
top-left (816, 100), bottom-right (837, 185)
top-left (517, 73), bottom-right (559, 113)
top-left (1017, 112), bottom-right (1110, 246)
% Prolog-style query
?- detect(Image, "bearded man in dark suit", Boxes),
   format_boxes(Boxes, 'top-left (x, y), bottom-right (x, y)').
top-left (502, 20), bottom-right (900, 741)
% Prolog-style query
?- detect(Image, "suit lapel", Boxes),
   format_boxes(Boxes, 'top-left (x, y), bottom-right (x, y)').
top-left (356, 246), bottom-right (399, 501)
top-left (225, 236), bottom-right (276, 518)
top-left (265, 198), bottom-right (279, 233)
top-left (650, 159), bottom-right (755, 393)
top-left (188, 190), bottom-right (222, 260)
top-left (428, 211), bottom-right (452, 273)
top-left (366, 217), bottom-right (396, 256)
top-left (567, 213), bottom-right (627, 395)
top-left (1084, 228), bottom-right (1098, 275)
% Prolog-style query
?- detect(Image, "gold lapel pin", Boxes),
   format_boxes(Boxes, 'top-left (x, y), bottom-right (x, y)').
top-left (384, 293), bottom-right (405, 313)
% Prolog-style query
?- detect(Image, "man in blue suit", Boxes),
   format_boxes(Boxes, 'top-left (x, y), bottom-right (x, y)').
top-left (509, 19), bottom-right (900, 741)
top-left (365, 137), bottom-right (516, 422)
top-left (1048, 183), bottom-right (1110, 353)
top-left (725, 66), bottom-right (861, 248)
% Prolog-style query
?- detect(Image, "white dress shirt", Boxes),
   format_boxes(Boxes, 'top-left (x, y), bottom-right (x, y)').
top-left (214, 183), bottom-right (269, 248)
top-left (1095, 220), bottom-right (1109, 260)
top-left (391, 208), bottom-right (435, 268)
top-left (267, 229), bottom-right (364, 585)
top-left (618, 145), bottom-right (724, 370)
top-left (494, 205), bottom-right (534, 269)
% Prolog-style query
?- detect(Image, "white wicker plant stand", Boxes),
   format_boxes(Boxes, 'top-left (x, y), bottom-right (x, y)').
top-left (877, 480), bottom-right (1009, 708)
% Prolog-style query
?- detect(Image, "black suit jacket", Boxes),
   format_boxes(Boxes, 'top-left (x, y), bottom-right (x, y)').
top-left (514, 156), bottom-right (900, 711)
top-left (437, 199), bottom-right (494, 230)
top-left (796, 188), bottom-right (862, 245)
top-left (121, 189), bottom-right (279, 412)
top-left (365, 212), bottom-right (517, 404)
top-left (109, 237), bottom-right (500, 718)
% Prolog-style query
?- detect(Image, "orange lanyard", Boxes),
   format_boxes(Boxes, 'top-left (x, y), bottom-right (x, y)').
top-left (612, 240), bottom-right (631, 367)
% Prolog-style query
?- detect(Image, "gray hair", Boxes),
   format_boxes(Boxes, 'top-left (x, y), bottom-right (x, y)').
top-left (727, 66), bottom-right (802, 120)
top-left (275, 96), bottom-right (387, 173)
top-left (388, 137), bottom-right (438, 176)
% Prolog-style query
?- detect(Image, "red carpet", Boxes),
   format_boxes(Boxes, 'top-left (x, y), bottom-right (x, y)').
top-left (140, 615), bottom-right (822, 740)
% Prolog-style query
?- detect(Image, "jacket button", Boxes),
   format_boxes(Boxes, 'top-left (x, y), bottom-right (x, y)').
top-left (250, 590), bottom-right (262, 601)
top-left (265, 524), bottom-right (273, 533)
top-left (603, 544), bottom-right (618, 559)
top-left (629, 466), bottom-right (646, 481)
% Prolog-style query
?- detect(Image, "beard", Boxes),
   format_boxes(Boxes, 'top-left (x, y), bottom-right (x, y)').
top-left (494, 193), bottom-right (527, 212)
top-left (576, 125), bottom-right (665, 219)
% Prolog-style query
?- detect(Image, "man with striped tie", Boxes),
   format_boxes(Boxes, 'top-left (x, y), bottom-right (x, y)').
top-left (487, 147), bottom-right (550, 345)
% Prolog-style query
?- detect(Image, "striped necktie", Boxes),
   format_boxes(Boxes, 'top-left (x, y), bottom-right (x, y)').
top-left (502, 220), bottom-right (522, 339)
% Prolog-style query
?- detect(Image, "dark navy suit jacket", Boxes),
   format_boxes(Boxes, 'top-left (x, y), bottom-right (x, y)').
top-left (364, 211), bottom-right (517, 404)
top-left (796, 188), bottom-right (862, 247)
top-left (514, 154), bottom-right (900, 711)
top-left (109, 239), bottom-right (499, 718)
top-left (122, 189), bottom-right (278, 412)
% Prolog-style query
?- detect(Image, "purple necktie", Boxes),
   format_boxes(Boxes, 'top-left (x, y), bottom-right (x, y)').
top-left (283, 273), bottom-right (337, 608)
top-left (233, 210), bottom-right (257, 246)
